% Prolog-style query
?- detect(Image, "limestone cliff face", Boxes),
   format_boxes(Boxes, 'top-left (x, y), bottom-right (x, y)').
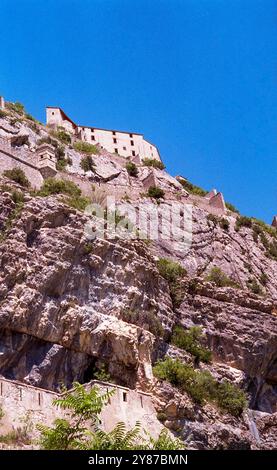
top-left (0, 108), bottom-right (276, 449)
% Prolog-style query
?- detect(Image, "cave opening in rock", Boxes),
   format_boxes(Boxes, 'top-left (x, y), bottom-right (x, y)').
top-left (82, 357), bottom-right (98, 384)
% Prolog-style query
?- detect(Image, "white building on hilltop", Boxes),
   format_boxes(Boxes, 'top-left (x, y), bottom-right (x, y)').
top-left (46, 106), bottom-right (161, 162)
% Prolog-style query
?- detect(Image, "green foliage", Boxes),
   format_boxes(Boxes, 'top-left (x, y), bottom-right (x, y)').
top-left (93, 364), bottom-right (112, 382)
top-left (38, 383), bottom-right (184, 450)
top-left (50, 128), bottom-right (71, 144)
top-left (73, 140), bottom-right (100, 155)
top-left (216, 381), bottom-right (248, 417)
top-left (80, 155), bottom-right (96, 172)
top-left (171, 326), bottom-right (212, 363)
top-left (147, 186), bottom-right (165, 200)
top-left (156, 411), bottom-right (167, 423)
top-left (219, 218), bottom-right (230, 231)
top-left (179, 178), bottom-right (208, 196)
top-left (235, 215), bottom-right (252, 231)
top-left (259, 272), bottom-right (268, 286)
top-left (3, 168), bottom-right (30, 187)
top-left (0, 407), bottom-right (4, 421)
top-left (207, 214), bottom-right (219, 225)
top-left (37, 178), bottom-right (81, 197)
top-left (147, 429), bottom-right (184, 450)
top-left (121, 309), bottom-right (164, 337)
top-left (157, 258), bottom-right (186, 308)
top-left (126, 162), bottom-right (139, 177)
top-left (157, 258), bottom-right (186, 283)
top-left (247, 278), bottom-right (264, 296)
top-left (142, 158), bottom-right (165, 170)
top-left (0, 109), bottom-right (8, 118)
top-left (63, 195), bottom-right (91, 212)
top-left (226, 202), bottom-right (240, 214)
top-left (153, 358), bottom-right (247, 416)
top-left (0, 191), bottom-right (24, 242)
top-left (205, 267), bottom-right (239, 288)
top-left (6, 101), bottom-right (25, 115)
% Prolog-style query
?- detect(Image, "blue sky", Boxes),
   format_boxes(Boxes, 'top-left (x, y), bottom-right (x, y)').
top-left (0, 0), bottom-right (276, 223)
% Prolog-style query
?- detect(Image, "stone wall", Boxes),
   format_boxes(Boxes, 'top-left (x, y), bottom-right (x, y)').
top-left (0, 377), bottom-right (162, 439)
top-left (0, 148), bottom-right (44, 189)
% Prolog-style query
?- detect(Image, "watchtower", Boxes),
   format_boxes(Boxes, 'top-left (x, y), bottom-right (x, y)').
top-left (36, 143), bottom-right (57, 178)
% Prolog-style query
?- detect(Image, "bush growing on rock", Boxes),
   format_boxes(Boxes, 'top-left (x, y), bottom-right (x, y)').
top-left (80, 155), bottom-right (96, 173)
top-left (171, 326), bottom-right (212, 363)
top-left (205, 267), bottom-right (239, 289)
top-left (142, 158), bottom-right (165, 170)
top-left (235, 216), bottom-right (252, 231)
top-left (153, 358), bottom-right (247, 416)
top-left (147, 186), bottom-right (165, 200)
top-left (6, 101), bottom-right (25, 115)
top-left (73, 141), bottom-right (100, 155)
top-left (3, 168), bottom-right (30, 188)
top-left (50, 127), bottom-right (71, 145)
top-left (121, 309), bottom-right (164, 338)
top-left (225, 202), bottom-right (240, 214)
top-left (126, 162), bottom-right (139, 177)
top-left (37, 178), bottom-right (81, 197)
top-left (157, 258), bottom-right (186, 308)
top-left (178, 178), bottom-right (207, 196)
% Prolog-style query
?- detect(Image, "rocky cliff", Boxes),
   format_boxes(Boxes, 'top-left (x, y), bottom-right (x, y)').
top-left (0, 105), bottom-right (276, 449)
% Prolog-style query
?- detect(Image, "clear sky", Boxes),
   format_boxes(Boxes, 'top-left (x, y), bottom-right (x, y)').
top-left (0, 0), bottom-right (276, 223)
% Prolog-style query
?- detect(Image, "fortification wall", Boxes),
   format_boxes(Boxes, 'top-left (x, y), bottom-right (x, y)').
top-left (0, 377), bottom-right (162, 439)
top-left (0, 149), bottom-right (44, 189)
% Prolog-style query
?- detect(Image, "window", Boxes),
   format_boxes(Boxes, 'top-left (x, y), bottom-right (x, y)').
top-left (123, 392), bottom-right (127, 402)
top-left (113, 138), bottom-right (117, 144)
top-left (0, 382), bottom-right (3, 396)
top-left (140, 396), bottom-right (143, 408)
top-left (91, 136), bottom-right (95, 141)
top-left (129, 133), bottom-right (133, 138)
top-left (130, 140), bottom-right (134, 146)
top-left (132, 151), bottom-right (136, 157)
top-left (115, 148), bottom-right (118, 154)
top-left (123, 146), bottom-right (127, 151)
top-left (38, 392), bottom-right (41, 406)
top-left (52, 112), bottom-right (55, 115)
top-left (113, 131), bottom-right (116, 136)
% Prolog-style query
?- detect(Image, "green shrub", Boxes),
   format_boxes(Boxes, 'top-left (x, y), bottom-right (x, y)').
top-left (6, 101), bottom-right (25, 115)
top-left (142, 158), bottom-right (165, 170)
top-left (126, 162), bottom-right (139, 177)
top-left (80, 155), bottom-right (96, 172)
top-left (247, 278), bottom-right (264, 296)
top-left (226, 202), bottom-right (240, 214)
top-left (121, 309), bottom-right (164, 337)
top-left (73, 141), bottom-right (100, 155)
top-left (0, 109), bottom-right (7, 118)
top-left (51, 128), bottom-right (71, 144)
top-left (147, 186), bottom-right (165, 200)
top-left (216, 380), bottom-right (248, 417)
top-left (259, 273), bottom-right (268, 286)
top-left (219, 218), bottom-right (230, 231)
top-left (37, 178), bottom-right (81, 197)
top-left (179, 178), bottom-right (207, 196)
top-left (171, 326), bottom-right (212, 363)
top-left (156, 412), bottom-right (167, 423)
top-left (235, 216), bottom-right (252, 231)
top-left (157, 258), bottom-right (186, 308)
top-left (205, 267), bottom-right (239, 288)
top-left (157, 258), bottom-right (186, 283)
top-left (3, 168), bottom-right (30, 187)
top-left (207, 214), bottom-right (219, 226)
top-left (93, 364), bottom-right (112, 382)
top-left (153, 358), bottom-right (247, 415)
top-left (63, 195), bottom-right (91, 212)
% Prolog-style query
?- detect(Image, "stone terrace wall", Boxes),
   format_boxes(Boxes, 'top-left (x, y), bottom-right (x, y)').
top-left (0, 377), bottom-right (162, 438)
top-left (0, 140), bottom-right (44, 190)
